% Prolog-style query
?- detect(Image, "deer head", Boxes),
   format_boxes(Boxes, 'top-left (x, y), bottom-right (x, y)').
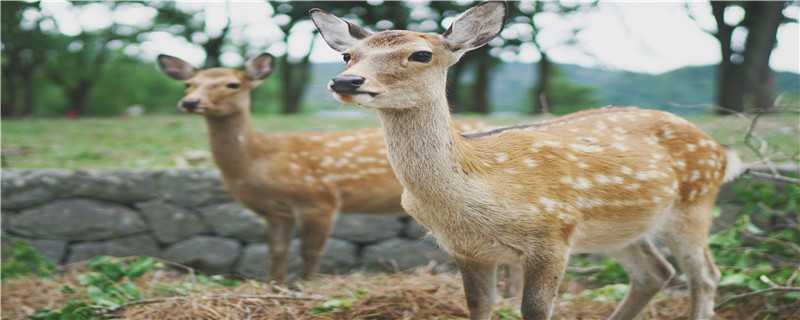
top-left (310, 1), bottom-right (506, 110)
top-left (157, 53), bottom-right (273, 116)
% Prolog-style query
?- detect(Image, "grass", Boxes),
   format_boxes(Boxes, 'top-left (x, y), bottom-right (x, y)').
top-left (2, 111), bottom-right (797, 169)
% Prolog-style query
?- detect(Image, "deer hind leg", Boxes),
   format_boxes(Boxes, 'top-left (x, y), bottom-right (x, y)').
top-left (520, 249), bottom-right (568, 320)
top-left (455, 257), bottom-right (497, 320)
top-left (297, 205), bottom-right (338, 280)
top-left (664, 203), bottom-right (719, 320)
top-left (266, 214), bottom-right (295, 284)
top-left (607, 239), bottom-right (675, 320)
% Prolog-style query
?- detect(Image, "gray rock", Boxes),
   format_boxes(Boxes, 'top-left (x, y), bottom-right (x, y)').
top-left (288, 238), bottom-right (358, 274)
top-left (1, 170), bottom-right (71, 210)
top-left (403, 219), bottom-right (429, 239)
top-left (61, 170), bottom-right (157, 204)
top-left (332, 214), bottom-right (404, 243)
top-left (362, 238), bottom-right (450, 271)
top-left (235, 244), bottom-right (270, 279)
top-left (7, 199), bottom-right (147, 241)
top-left (155, 170), bottom-right (234, 207)
top-left (199, 203), bottom-right (266, 242)
top-left (136, 200), bottom-right (210, 244)
top-left (163, 236), bottom-right (241, 273)
top-left (67, 234), bottom-right (161, 263)
top-left (1, 235), bottom-right (67, 263)
top-left (235, 238), bottom-right (358, 279)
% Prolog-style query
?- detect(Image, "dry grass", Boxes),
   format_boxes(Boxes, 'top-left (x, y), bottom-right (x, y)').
top-left (3, 261), bottom-right (799, 320)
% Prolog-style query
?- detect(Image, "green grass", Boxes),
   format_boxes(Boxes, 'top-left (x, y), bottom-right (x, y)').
top-left (2, 112), bottom-right (797, 169)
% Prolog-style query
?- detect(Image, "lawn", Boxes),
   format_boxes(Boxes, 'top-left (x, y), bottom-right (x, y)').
top-left (2, 111), bottom-right (797, 169)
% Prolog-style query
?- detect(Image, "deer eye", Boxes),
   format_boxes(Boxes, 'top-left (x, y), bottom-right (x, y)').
top-left (342, 53), bottom-right (351, 63)
top-left (184, 83), bottom-right (191, 89)
top-left (226, 83), bottom-right (240, 89)
top-left (409, 51), bottom-right (432, 63)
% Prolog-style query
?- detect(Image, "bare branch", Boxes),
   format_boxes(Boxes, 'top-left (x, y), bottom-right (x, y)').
top-left (715, 286), bottom-right (800, 310)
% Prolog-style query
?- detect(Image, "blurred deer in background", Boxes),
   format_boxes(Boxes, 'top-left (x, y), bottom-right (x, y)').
top-left (312, 1), bottom-right (744, 319)
top-left (157, 54), bottom-right (490, 284)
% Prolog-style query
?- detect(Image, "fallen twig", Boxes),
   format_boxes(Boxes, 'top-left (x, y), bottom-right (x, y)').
top-left (715, 286), bottom-right (800, 310)
top-left (102, 293), bottom-right (325, 317)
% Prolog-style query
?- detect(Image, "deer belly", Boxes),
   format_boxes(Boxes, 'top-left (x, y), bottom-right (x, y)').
top-left (571, 206), bottom-right (673, 253)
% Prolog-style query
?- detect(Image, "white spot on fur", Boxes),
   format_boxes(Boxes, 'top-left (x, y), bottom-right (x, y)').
top-left (621, 166), bottom-right (633, 175)
top-left (625, 183), bottom-right (641, 190)
top-left (575, 177), bottom-right (592, 189)
top-left (687, 144), bottom-right (697, 152)
top-left (539, 197), bottom-right (560, 212)
top-left (595, 174), bottom-right (610, 184)
top-left (523, 158), bottom-right (538, 167)
top-left (612, 142), bottom-right (628, 151)
top-left (495, 153), bottom-right (509, 163)
top-left (569, 143), bottom-right (603, 153)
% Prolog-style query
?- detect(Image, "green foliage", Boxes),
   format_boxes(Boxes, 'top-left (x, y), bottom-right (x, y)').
top-left (546, 68), bottom-right (601, 115)
top-left (710, 178), bottom-right (800, 291)
top-left (311, 298), bottom-right (356, 315)
top-left (30, 256), bottom-right (158, 319)
top-left (495, 305), bottom-right (522, 320)
top-left (1, 241), bottom-right (56, 280)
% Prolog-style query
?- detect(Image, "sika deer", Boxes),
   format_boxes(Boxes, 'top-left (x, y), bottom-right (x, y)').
top-left (157, 53), bottom-right (488, 283)
top-left (312, 2), bottom-right (744, 319)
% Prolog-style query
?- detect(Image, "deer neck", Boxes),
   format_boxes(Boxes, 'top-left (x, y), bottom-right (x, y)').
top-left (204, 103), bottom-right (256, 179)
top-left (376, 94), bottom-right (474, 205)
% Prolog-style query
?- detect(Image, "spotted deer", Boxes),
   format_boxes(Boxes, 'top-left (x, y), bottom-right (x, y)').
top-left (156, 53), bottom-right (489, 283)
top-left (312, 2), bottom-right (745, 319)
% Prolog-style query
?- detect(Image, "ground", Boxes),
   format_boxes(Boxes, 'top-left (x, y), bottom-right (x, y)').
top-left (2, 258), bottom-right (798, 320)
top-left (2, 112), bottom-right (797, 169)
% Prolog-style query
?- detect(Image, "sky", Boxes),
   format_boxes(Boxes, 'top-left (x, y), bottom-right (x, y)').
top-left (37, 0), bottom-right (799, 75)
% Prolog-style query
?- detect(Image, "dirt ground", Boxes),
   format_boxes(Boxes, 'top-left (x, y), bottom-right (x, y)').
top-left (2, 264), bottom-right (798, 320)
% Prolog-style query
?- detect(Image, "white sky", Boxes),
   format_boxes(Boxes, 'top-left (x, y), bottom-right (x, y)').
top-left (37, 0), bottom-right (799, 74)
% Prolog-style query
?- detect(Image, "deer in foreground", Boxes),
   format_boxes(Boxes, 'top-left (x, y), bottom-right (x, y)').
top-left (156, 53), bottom-right (490, 284)
top-left (312, 2), bottom-right (744, 319)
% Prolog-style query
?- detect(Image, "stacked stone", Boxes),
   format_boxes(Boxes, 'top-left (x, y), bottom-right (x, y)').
top-left (1, 169), bottom-right (449, 278)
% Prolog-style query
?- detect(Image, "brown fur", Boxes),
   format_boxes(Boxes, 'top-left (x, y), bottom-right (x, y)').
top-left (159, 56), bottom-right (488, 283)
top-left (312, 2), bottom-right (736, 319)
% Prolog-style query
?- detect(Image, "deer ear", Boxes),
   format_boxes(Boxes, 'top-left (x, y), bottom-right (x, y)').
top-left (309, 8), bottom-right (372, 52)
top-left (245, 53), bottom-right (273, 80)
top-left (442, 1), bottom-right (507, 53)
top-left (157, 54), bottom-right (196, 80)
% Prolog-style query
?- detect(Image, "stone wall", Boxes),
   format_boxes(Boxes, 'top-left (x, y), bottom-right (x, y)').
top-left (1, 170), bottom-right (448, 279)
top-left (1, 168), bottom-right (792, 279)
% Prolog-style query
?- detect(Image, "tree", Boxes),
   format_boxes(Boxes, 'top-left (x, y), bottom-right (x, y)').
top-left (268, 1), bottom-right (411, 114)
top-left (508, 1), bottom-right (597, 114)
top-left (1, 1), bottom-right (51, 117)
top-left (689, 2), bottom-right (793, 113)
top-left (152, 2), bottom-right (232, 68)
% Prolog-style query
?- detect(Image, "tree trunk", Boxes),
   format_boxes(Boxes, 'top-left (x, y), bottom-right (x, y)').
top-left (21, 70), bottom-right (36, 116)
top-left (712, 2), bottom-right (745, 114)
top-left (279, 56), bottom-right (298, 114)
top-left (532, 54), bottom-right (552, 114)
top-left (742, 1), bottom-right (783, 112)
top-left (470, 47), bottom-right (492, 114)
top-left (67, 80), bottom-right (91, 117)
top-left (2, 65), bottom-right (18, 117)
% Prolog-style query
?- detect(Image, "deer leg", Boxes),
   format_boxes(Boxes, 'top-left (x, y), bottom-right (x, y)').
top-left (520, 250), bottom-right (567, 320)
top-left (665, 204), bottom-right (719, 320)
top-left (298, 206), bottom-right (337, 280)
top-left (266, 214), bottom-right (295, 284)
top-left (502, 264), bottom-right (524, 299)
top-left (455, 257), bottom-right (497, 320)
top-left (607, 240), bottom-right (675, 320)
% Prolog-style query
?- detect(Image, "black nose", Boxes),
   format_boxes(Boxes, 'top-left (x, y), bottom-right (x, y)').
top-left (330, 74), bottom-right (365, 94)
top-left (181, 99), bottom-right (200, 110)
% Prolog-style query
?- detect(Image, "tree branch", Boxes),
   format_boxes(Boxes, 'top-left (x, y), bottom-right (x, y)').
top-left (715, 287), bottom-right (800, 310)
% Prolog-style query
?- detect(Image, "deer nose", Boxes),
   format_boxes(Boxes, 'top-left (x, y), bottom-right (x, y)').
top-left (181, 99), bottom-right (200, 110)
top-left (330, 74), bottom-right (365, 94)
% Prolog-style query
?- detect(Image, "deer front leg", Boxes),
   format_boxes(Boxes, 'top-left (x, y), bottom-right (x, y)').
top-left (266, 214), bottom-right (295, 284)
top-left (455, 257), bottom-right (498, 320)
top-left (298, 205), bottom-right (338, 280)
top-left (520, 251), bottom-right (567, 320)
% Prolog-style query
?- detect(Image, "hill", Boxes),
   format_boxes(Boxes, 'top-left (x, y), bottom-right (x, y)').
top-left (305, 62), bottom-right (800, 114)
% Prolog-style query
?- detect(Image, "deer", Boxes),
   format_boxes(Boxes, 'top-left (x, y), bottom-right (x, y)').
top-left (156, 53), bottom-right (492, 284)
top-left (311, 2), bottom-right (745, 319)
